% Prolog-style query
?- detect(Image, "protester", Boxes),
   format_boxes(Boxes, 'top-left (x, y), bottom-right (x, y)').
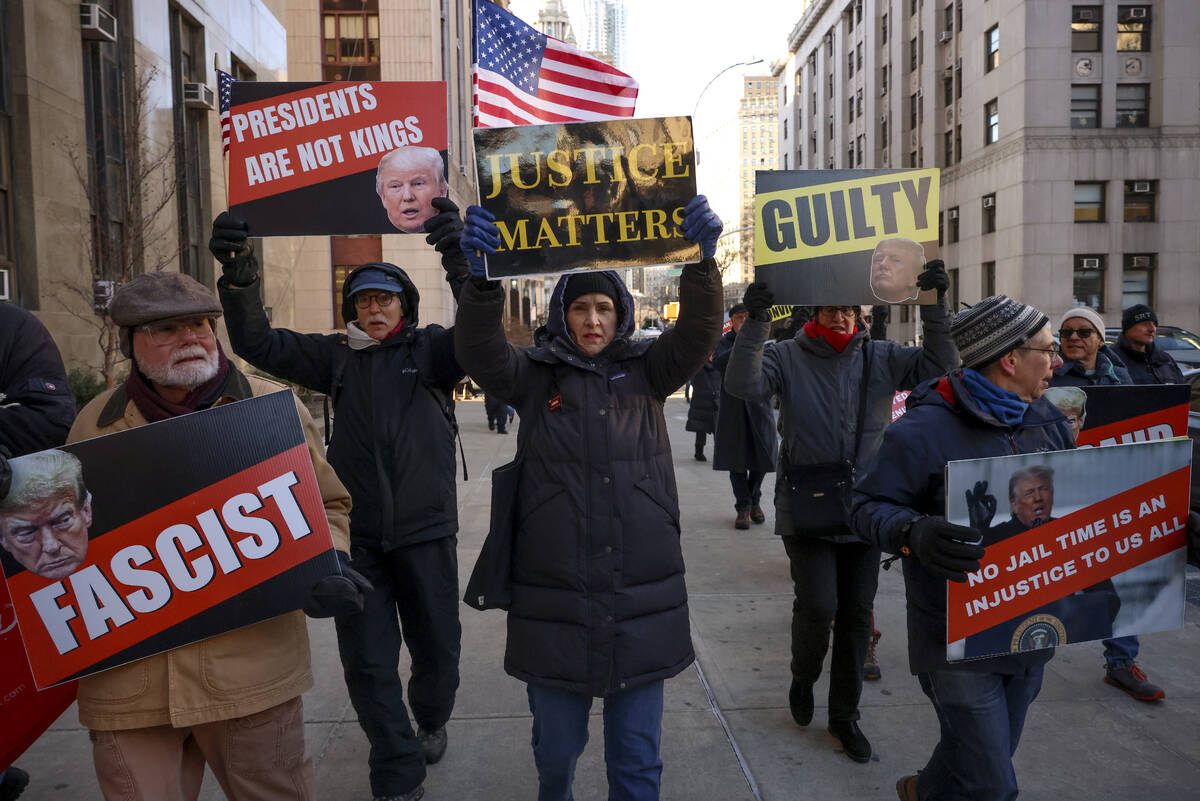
top-left (66, 271), bottom-right (357, 800)
top-left (211, 198), bottom-right (469, 801)
top-left (454, 195), bottom-right (723, 801)
top-left (725, 262), bottom-right (955, 765)
top-left (0, 449), bottom-right (91, 579)
top-left (0, 301), bottom-right (75, 801)
top-left (484, 391), bottom-right (510, 434)
top-left (684, 352), bottom-right (719, 462)
top-left (1115, 304), bottom-right (1184, 386)
top-left (377, 146), bottom-right (449, 234)
top-left (852, 295), bottom-right (1073, 801)
top-left (1054, 307), bottom-right (1132, 387)
top-left (713, 303), bottom-right (777, 529)
top-left (1043, 386), bottom-right (1087, 441)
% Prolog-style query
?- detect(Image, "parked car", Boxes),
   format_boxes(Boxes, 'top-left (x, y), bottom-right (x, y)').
top-left (1185, 367), bottom-right (1200, 513)
top-left (1105, 325), bottom-right (1200, 368)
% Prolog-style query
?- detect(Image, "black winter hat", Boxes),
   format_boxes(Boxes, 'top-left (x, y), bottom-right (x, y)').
top-left (561, 272), bottom-right (624, 322)
top-left (1121, 304), bottom-right (1157, 332)
top-left (728, 303), bottom-right (748, 317)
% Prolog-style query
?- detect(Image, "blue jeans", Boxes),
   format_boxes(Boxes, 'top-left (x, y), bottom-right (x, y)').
top-left (916, 667), bottom-right (1044, 801)
top-left (527, 681), bottom-right (664, 801)
top-left (1102, 634), bottom-right (1139, 669)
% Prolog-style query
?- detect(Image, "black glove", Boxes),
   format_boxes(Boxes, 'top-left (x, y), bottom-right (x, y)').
top-left (916, 258), bottom-right (949, 302)
top-left (209, 212), bottom-right (259, 287)
top-left (743, 282), bottom-right (774, 323)
top-left (303, 551), bottom-right (374, 618)
top-left (0, 445), bottom-right (11, 500)
top-left (424, 196), bottom-right (464, 254)
top-left (965, 481), bottom-right (997, 531)
top-left (906, 516), bottom-right (986, 583)
top-left (870, 304), bottom-right (890, 326)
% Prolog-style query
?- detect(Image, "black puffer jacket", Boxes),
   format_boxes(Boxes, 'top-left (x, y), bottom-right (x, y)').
top-left (1116, 334), bottom-right (1185, 385)
top-left (455, 261), bottom-right (723, 696)
top-left (219, 264), bottom-right (464, 550)
top-left (685, 359), bottom-right (719, 435)
top-left (0, 303), bottom-right (75, 455)
top-left (712, 329), bottom-right (777, 474)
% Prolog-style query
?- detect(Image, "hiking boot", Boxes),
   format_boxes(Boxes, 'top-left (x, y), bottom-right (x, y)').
top-left (788, 678), bottom-right (813, 726)
top-left (0, 766), bottom-right (30, 801)
top-left (1104, 664), bottom-right (1164, 701)
top-left (694, 451), bottom-right (707, 462)
top-left (750, 505), bottom-right (765, 524)
top-left (374, 788), bottom-right (424, 801)
top-left (735, 510), bottom-right (750, 530)
top-left (417, 727), bottom-right (448, 764)
top-left (828, 720), bottom-right (872, 763)
top-left (895, 774), bottom-right (919, 801)
top-left (864, 630), bottom-right (882, 681)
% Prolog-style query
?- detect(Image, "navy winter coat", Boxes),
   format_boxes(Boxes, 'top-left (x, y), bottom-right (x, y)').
top-left (684, 359), bottom-right (719, 435)
top-left (219, 265), bottom-right (464, 550)
top-left (1051, 343), bottom-right (1132, 387)
top-left (0, 303), bottom-right (75, 455)
top-left (712, 329), bottom-right (777, 474)
top-left (1116, 334), bottom-right (1185, 385)
top-left (454, 262), bottom-right (723, 697)
top-left (851, 372), bottom-right (1076, 674)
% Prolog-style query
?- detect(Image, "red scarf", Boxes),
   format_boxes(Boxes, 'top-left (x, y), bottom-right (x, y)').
top-left (803, 320), bottom-right (855, 353)
top-left (125, 346), bottom-right (232, 423)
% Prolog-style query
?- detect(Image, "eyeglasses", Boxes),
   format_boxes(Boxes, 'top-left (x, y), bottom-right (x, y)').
top-left (1058, 327), bottom-right (1097, 340)
top-left (819, 306), bottom-right (857, 318)
top-left (1020, 343), bottom-right (1062, 358)
top-left (140, 317), bottom-right (214, 346)
top-left (354, 292), bottom-right (398, 310)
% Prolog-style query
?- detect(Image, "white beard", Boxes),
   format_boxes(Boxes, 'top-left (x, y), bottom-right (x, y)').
top-left (141, 344), bottom-right (219, 390)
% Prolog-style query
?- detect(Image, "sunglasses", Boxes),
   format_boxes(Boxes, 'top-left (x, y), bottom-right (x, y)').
top-left (1058, 327), bottom-right (1097, 340)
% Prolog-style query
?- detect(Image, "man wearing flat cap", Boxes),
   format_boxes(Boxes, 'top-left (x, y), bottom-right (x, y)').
top-left (68, 270), bottom-right (359, 801)
top-left (853, 295), bottom-right (1075, 801)
top-left (210, 201), bottom-right (469, 801)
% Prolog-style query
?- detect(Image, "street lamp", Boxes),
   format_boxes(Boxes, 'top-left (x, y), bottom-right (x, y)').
top-left (692, 58), bottom-right (765, 120)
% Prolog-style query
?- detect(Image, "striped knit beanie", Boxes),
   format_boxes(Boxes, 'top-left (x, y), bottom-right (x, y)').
top-left (951, 295), bottom-right (1049, 370)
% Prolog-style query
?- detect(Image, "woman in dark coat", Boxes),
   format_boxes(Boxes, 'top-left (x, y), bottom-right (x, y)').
top-left (685, 354), bottom-right (719, 461)
top-left (456, 197), bottom-right (723, 801)
top-left (713, 304), bottom-right (778, 529)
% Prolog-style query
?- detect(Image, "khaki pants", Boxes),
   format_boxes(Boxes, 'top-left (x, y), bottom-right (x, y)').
top-left (90, 696), bottom-right (313, 801)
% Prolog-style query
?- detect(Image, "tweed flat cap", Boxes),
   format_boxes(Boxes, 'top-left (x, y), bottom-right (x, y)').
top-left (951, 295), bottom-right (1048, 370)
top-left (109, 271), bottom-right (223, 328)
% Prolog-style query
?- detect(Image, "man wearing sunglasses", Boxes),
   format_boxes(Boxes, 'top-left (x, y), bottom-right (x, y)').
top-left (1052, 307), bottom-right (1131, 388)
top-left (211, 199), bottom-right (470, 801)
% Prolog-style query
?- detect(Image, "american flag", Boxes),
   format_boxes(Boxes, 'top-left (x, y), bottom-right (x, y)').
top-left (217, 69), bottom-right (234, 155)
top-left (472, 0), bottom-right (638, 129)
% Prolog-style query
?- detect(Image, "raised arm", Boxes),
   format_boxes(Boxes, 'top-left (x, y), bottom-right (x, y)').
top-left (723, 282), bottom-right (783, 403)
top-left (886, 260), bottom-right (959, 389)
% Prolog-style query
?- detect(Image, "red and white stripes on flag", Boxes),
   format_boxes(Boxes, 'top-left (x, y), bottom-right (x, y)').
top-left (217, 69), bottom-right (234, 155)
top-left (472, 0), bottom-right (637, 129)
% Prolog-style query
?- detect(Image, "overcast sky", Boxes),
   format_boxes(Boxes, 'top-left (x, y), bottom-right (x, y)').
top-left (504, 0), bottom-right (802, 223)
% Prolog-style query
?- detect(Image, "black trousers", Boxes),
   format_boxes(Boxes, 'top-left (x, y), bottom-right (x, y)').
top-left (694, 431), bottom-right (707, 455)
top-left (335, 536), bottom-right (462, 796)
top-left (728, 470), bottom-right (765, 512)
top-left (782, 535), bottom-right (880, 723)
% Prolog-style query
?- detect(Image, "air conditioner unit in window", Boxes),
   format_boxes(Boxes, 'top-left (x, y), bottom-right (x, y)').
top-left (80, 3), bottom-right (118, 42)
top-left (983, 196), bottom-right (995, 208)
top-left (1130, 7), bottom-right (1147, 19)
top-left (1081, 257), bottom-right (1100, 269)
top-left (1133, 181), bottom-right (1151, 193)
top-left (880, 86), bottom-right (888, 96)
top-left (1130, 256), bottom-right (1151, 268)
top-left (948, 208), bottom-right (959, 220)
top-left (183, 82), bottom-right (215, 109)
top-left (0, 268), bottom-right (9, 301)
top-left (1078, 9), bottom-right (1096, 21)
top-left (938, 31), bottom-right (953, 44)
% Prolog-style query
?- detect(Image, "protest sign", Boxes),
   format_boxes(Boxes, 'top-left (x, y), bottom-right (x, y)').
top-left (944, 439), bottom-right (1191, 661)
top-left (753, 168), bottom-right (939, 304)
top-left (1041, 384), bottom-right (1189, 448)
top-left (228, 81), bottom-right (447, 236)
top-left (0, 391), bottom-right (338, 688)
top-left (472, 116), bottom-right (698, 277)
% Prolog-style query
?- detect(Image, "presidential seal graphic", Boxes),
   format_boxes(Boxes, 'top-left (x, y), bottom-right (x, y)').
top-left (1010, 614), bottom-right (1067, 652)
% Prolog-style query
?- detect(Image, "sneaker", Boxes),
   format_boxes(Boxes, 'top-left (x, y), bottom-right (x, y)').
top-left (735, 510), bottom-right (750, 530)
top-left (694, 452), bottom-right (707, 462)
top-left (788, 678), bottom-right (813, 727)
top-left (895, 774), bottom-right (919, 801)
top-left (417, 727), bottom-right (448, 764)
top-left (1104, 664), bottom-right (1165, 701)
top-left (864, 631), bottom-right (882, 681)
top-left (0, 766), bottom-right (30, 801)
top-left (750, 505), bottom-right (765, 524)
top-left (827, 720), bottom-right (872, 763)
top-left (374, 788), bottom-right (424, 801)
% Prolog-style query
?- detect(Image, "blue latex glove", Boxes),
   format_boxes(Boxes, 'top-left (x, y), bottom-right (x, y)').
top-left (681, 195), bottom-right (723, 261)
top-left (462, 205), bottom-right (500, 277)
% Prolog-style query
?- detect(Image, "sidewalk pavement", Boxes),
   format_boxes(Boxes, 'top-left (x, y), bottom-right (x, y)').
top-left (16, 396), bottom-right (1200, 800)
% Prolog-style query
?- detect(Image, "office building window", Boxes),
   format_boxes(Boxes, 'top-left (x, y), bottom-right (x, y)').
top-left (1117, 6), bottom-right (1150, 51)
top-left (911, 0), bottom-right (919, 16)
top-left (322, 0), bottom-right (381, 81)
top-left (982, 193), bottom-right (996, 233)
top-left (1073, 182), bottom-right (1105, 222)
top-left (984, 98), bottom-right (999, 144)
top-left (828, 73), bottom-right (833, 97)
top-left (909, 150), bottom-right (917, 168)
top-left (938, 211), bottom-right (944, 245)
top-left (1071, 85), bottom-right (1100, 128)
top-left (947, 206), bottom-right (959, 242)
top-left (943, 76), bottom-right (954, 106)
top-left (856, 88), bottom-right (863, 117)
top-left (881, 118), bottom-right (889, 148)
top-left (1122, 253), bottom-right (1155, 307)
top-left (983, 261), bottom-right (996, 297)
top-left (881, 12), bottom-right (888, 42)
top-left (1115, 84), bottom-right (1148, 127)
top-left (985, 25), bottom-right (999, 72)
top-left (169, 7), bottom-right (209, 282)
top-left (910, 37), bottom-right (918, 71)
top-left (1072, 6), bottom-right (1102, 51)
top-left (882, 64), bottom-right (889, 94)
top-left (1073, 255), bottom-right (1105, 309)
top-left (857, 42), bottom-right (863, 69)
top-left (943, 2), bottom-right (954, 33)
top-left (910, 93), bottom-right (918, 128)
top-left (943, 130), bottom-right (953, 166)
top-left (856, 134), bottom-right (864, 165)
top-left (849, 51), bottom-right (855, 77)
top-left (954, 124), bottom-right (962, 163)
top-left (1123, 180), bottom-right (1156, 221)
top-left (849, 96), bottom-right (855, 118)
top-left (948, 267), bottom-right (960, 310)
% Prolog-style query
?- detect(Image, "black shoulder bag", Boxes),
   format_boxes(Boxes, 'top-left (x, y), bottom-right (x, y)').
top-left (782, 343), bottom-right (871, 535)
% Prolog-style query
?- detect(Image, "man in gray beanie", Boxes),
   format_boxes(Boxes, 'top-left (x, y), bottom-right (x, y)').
top-left (853, 295), bottom-right (1075, 801)
top-left (67, 270), bottom-right (361, 801)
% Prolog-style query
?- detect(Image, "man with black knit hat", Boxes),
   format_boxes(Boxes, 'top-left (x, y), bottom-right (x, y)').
top-left (1116, 303), bottom-right (1184, 386)
top-left (853, 295), bottom-right (1073, 801)
top-left (210, 198), bottom-right (469, 801)
top-left (68, 271), bottom-right (357, 801)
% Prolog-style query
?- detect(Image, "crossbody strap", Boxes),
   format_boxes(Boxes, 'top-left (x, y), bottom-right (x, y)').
top-left (851, 342), bottom-right (872, 463)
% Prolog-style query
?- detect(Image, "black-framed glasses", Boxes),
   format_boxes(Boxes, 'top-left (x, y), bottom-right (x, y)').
top-left (819, 306), bottom-right (857, 318)
top-left (140, 317), bottom-right (214, 346)
top-left (1058, 327), bottom-right (1097, 340)
top-left (1020, 343), bottom-right (1062, 358)
top-left (354, 292), bottom-right (398, 310)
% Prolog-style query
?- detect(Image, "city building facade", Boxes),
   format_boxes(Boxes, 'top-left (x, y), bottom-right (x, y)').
top-left (738, 75), bottom-right (779, 287)
top-left (776, 0), bottom-right (1200, 341)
